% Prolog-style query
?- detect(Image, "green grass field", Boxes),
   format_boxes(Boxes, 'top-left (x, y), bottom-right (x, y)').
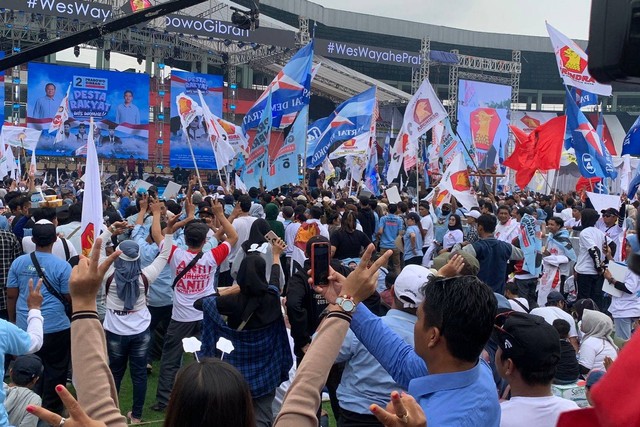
top-left (116, 357), bottom-right (336, 426)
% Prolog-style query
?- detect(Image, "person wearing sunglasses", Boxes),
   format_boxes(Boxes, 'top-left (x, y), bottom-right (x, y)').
top-left (596, 207), bottom-right (624, 257)
top-left (494, 311), bottom-right (579, 427)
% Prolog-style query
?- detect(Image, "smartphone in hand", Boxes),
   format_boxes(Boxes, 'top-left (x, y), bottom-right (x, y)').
top-left (264, 230), bottom-right (279, 245)
top-left (311, 242), bottom-right (331, 287)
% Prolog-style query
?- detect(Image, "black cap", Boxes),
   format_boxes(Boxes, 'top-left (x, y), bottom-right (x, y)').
top-left (32, 220), bottom-right (57, 247)
top-left (496, 312), bottom-right (560, 371)
top-left (601, 208), bottom-right (619, 217)
top-left (198, 205), bottom-right (214, 217)
top-left (547, 291), bottom-right (565, 304)
top-left (11, 354), bottom-right (43, 386)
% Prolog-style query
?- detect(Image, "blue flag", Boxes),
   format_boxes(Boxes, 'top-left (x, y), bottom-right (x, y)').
top-left (569, 87), bottom-right (598, 108)
top-left (629, 168), bottom-right (640, 199)
top-left (565, 90), bottom-right (615, 179)
top-left (266, 105), bottom-right (308, 189)
top-left (381, 132), bottom-right (391, 182)
top-left (242, 92), bottom-right (272, 189)
top-left (306, 87), bottom-right (377, 168)
top-left (421, 139), bottom-right (430, 188)
top-left (622, 115), bottom-right (640, 156)
top-left (519, 214), bottom-right (542, 276)
top-left (364, 145), bottom-right (380, 196)
top-left (242, 40), bottom-right (314, 133)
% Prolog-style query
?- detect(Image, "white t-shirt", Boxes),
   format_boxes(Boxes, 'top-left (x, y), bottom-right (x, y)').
top-left (609, 269), bottom-right (640, 318)
top-left (495, 219), bottom-right (519, 243)
top-left (595, 219), bottom-right (622, 243)
top-left (420, 215), bottom-right (434, 248)
top-left (56, 221), bottom-right (83, 254)
top-left (575, 227), bottom-right (606, 275)
top-left (508, 297), bottom-right (530, 313)
top-left (500, 396), bottom-right (579, 427)
top-left (530, 306), bottom-right (578, 338)
top-left (442, 229), bottom-right (463, 250)
top-left (578, 336), bottom-right (617, 370)
top-left (167, 241), bottom-right (231, 322)
top-left (22, 236), bottom-right (77, 261)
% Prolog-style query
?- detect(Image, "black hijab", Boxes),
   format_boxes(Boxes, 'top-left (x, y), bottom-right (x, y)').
top-left (241, 218), bottom-right (271, 253)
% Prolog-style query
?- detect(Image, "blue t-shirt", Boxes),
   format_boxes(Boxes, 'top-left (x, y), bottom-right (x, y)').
top-left (377, 214), bottom-right (404, 249)
top-left (403, 225), bottom-right (423, 260)
top-left (0, 319), bottom-right (31, 426)
top-left (8, 252), bottom-right (71, 334)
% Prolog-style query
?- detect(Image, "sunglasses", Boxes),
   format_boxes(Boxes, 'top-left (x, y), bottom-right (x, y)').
top-left (602, 214), bottom-right (615, 218)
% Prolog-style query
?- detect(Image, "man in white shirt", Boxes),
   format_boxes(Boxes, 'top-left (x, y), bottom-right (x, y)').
top-left (564, 206), bottom-right (582, 233)
top-left (531, 292), bottom-right (579, 352)
top-left (24, 209), bottom-right (77, 262)
top-left (560, 198), bottom-right (575, 223)
top-left (574, 208), bottom-right (607, 309)
top-left (418, 202), bottom-right (434, 252)
top-left (495, 205), bottom-right (519, 243)
top-left (55, 204), bottom-right (83, 255)
top-left (595, 207), bottom-right (623, 252)
top-left (495, 311), bottom-right (579, 427)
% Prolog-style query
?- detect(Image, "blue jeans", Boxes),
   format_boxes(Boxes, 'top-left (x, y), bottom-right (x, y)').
top-left (106, 329), bottom-right (151, 419)
top-left (614, 317), bottom-right (638, 341)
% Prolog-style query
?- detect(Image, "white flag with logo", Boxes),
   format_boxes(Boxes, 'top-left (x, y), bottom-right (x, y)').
top-left (80, 117), bottom-right (103, 256)
top-left (435, 151), bottom-right (478, 211)
top-left (0, 135), bottom-right (8, 179)
top-left (1, 126), bottom-right (42, 152)
top-left (546, 22), bottom-right (612, 97)
top-left (198, 90), bottom-right (236, 169)
top-left (49, 84), bottom-right (71, 143)
top-left (400, 78), bottom-right (447, 170)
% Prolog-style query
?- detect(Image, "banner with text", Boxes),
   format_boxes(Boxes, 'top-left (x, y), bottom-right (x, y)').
top-left (27, 63), bottom-right (150, 159)
top-left (0, 52), bottom-right (4, 132)
top-left (170, 70), bottom-right (224, 169)
top-left (316, 39), bottom-right (422, 68)
top-left (5, 0), bottom-right (113, 23)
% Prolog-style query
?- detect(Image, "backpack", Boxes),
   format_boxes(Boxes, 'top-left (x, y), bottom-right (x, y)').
top-left (294, 221), bottom-right (321, 252)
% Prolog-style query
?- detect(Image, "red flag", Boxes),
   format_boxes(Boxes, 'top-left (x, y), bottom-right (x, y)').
top-left (503, 125), bottom-right (537, 189)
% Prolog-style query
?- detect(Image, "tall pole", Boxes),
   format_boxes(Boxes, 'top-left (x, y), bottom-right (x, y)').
top-left (184, 133), bottom-right (203, 189)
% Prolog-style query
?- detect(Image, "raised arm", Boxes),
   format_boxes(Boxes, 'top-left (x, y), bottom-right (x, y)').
top-left (212, 199), bottom-right (238, 247)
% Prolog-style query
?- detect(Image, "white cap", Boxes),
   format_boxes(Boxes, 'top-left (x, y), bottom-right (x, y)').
top-left (466, 210), bottom-right (481, 219)
top-left (394, 265), bottom-right (433, 308)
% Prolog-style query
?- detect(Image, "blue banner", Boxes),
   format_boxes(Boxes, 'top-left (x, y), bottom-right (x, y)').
top-left (26, 63), bottom-right (150, 159)
top-left (0, 52), bottom-right (4, 132)
top-left (306, 86), bottom-right (377, 168)
top-left (381, 132), bottom-right (390, 182)
top-left (364, 145), bottom-right (380, 196)
top-left (519, 214), bottom-right (542, 276)
top-left (242, 40), bottom-right (313, 132)
top-left (242, 92), bottom-right (271, 189)
top-left (266, 105), bottom-right (307, 189)
top-left (569, 87), bottom-right (598, 108)
top-left (622, 115), bottom-right (640, 156)
top-left (170, 71), bottom-right (224, 169)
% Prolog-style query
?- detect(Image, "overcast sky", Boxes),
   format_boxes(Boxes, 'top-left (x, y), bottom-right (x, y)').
top-left (311, 0), bottom-right (592, 39)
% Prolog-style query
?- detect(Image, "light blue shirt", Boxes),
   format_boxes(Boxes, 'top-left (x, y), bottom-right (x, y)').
top-left (403, 225), bottom-right (423, 260)
top-left (336, 309), bottom-right (416, 414)
top-left (350, 305), bottom-right (501, 427)
top-left (8, 252), bottom-right (71, 334)
top-left (116, 103), bottom-right (141, 125)
top-left (377, 214), bottom-right (404, 249)
top-left (0, 319), bottom-right (31, 426)
top-left (132, 225), bottom-right (173, 307)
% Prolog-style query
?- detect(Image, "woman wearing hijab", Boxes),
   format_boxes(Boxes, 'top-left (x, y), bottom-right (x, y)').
top-left (231, 219), bottom-right (285, 288)
top-left (604, 234), bottom-right (640, 340)
top-left (199, 238), bottom-right (292, 427)
top-left (265, 203), bottom-right (285, 240)
top-left (578, 309), bottom-right (618, 374)
top-left (100, 221), bottom-right (173, 424)
top-left (441, 214), bottom-right (464, 252)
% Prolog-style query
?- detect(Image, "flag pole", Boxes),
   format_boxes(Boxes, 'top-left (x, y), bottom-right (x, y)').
top-left (185, 133), bottom-right (203, 189)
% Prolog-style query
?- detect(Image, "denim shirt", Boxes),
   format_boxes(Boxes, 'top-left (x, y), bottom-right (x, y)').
top-left (336, 309), bottom-right (416, 414)
top-left (350, 304), bottom-right (501, 426)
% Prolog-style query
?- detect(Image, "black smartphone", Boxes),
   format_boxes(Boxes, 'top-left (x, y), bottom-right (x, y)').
top-left (311, 242), bottom-right (330, 287)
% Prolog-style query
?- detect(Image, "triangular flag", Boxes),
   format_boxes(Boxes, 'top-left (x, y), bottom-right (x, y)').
top-left (80, 117), bottom-right (103, 256)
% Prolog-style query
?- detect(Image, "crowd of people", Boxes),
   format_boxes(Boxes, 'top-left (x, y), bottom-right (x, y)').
top-left (0, 170), bottom-right (637, 427)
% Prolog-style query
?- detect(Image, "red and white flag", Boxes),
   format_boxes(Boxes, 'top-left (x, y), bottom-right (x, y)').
top-left (197, 90), bottom-right (236, 169)
top-left (80, 117), bottom-right (103, 256)
top-left (175, 93), bottom-right (200, 130)
top-left (49, 84), bottom-right (70, 143)
top-left (435, 151), bottom-right (478, 211)
top-left (546, 22), bottom-right (612, 97)
top-left (115, 123), bottom-right (149, 139)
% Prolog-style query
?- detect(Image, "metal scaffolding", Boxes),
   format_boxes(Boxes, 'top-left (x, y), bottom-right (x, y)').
top-left (411, 37), bottom-right (430, 94)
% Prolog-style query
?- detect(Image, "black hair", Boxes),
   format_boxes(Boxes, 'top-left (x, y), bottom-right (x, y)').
top-left (163, 358), bottom-right (254, 427)
top-left (32, 207), bottom-right (56, 222)
top-left (418, 201), bottom-right (430, 212)
top-left (124, 89), bottom-right (133, 97)
top-left (248, 187), bottom-right (259, 199)
top-left (477, 214), bottom-right (497, 234)
top-left (309, 206), bottom-right (323, 220)
top-left (553, 319), bottom-right (571, 339)
top-left (68, 203), bottom-right (82, 222)
top-left (572, 298), bottom-right (599, 321)
top-left (497, 205), bottom-right (510, 214)
top-left (566, 198), bottom-right (575, 208)
top-left (238, 195), bottom-right (252, 213)
top-left (388, 203), bottom-right (398, 214)
top-left (548, 216), bottom-right (564, 228)
top-left (505, 282), bottom-right (519, 296)
top-left (341, 210), bottom-right (357, 233)
top-left (385, 271), bottom-right (397, 289)
top-left (282, 206), bottom-right (294, 219)
top-left (581, 208), bottom-right (600, 228)
top-left (421, 275), bottom-right (497, 362)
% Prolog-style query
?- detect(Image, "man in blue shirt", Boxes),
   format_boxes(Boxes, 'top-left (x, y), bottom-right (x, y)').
top-left (7, 219), bottom-right (71, 418)
top-left (338, 261), bottom-right (501, 426)
top-left (336, 265), bottom-right (431, 426)
top-left (376, 203), bottom-right (404, 274)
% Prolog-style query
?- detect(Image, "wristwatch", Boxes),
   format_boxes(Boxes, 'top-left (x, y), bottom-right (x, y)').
top-left (335, 295), bottom-right (357, 314)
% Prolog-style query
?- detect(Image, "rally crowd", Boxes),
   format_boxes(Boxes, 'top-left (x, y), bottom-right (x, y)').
top-left (0, 170), bottom-right (637, 427)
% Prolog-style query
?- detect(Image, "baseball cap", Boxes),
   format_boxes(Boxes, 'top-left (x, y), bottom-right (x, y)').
top-left (198, 205), bottom-right (214, 217)
top-left (431, 250), bottom-right (480, 276)
top-left (466, 210), bottom-right (481, 219)
top-left (601, 208), bottom-right (619, 217)
top-left (296, 195), bottom-right (307, 202)
top-left (11, 354), bottom-right (44, 386)
top-left (547, 291), bottom-right (565, 304)
top-left (32, 219), bottom-right (57, 247)
top-left (394, 265), bottom-right (433, 308)
top-left (495, 311), bottom-right (560, 371)
top-left (586, 369), bottom-right (606, 389)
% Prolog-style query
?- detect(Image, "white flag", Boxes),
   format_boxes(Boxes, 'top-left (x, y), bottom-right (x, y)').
top-left (0, 135), bottom-right (7, 179)
top-left (80, 117), bottom-right (103, 256)
top-left (49, 84), bottom-right (71, 143)
top-left (1, 126), bottom-right (42, 151)
top-left (436, 151), bottom-right (478, 211)
top-left (29, 149), bottom-right (37, 177)
top-left (4, 142), bottom-right (17, 179)
top-left (235, 174), bottom-right (247, 193)
top-left (546, 22), bottom-right (612, 97)
top-left (620, 154), bottom-right (632, 196)
top-left (197, 90), bottom-right (236, 169)
top-left (400, 78), bottom-right (448, 170)
top-left (329, 131), bottom-right (371, 159)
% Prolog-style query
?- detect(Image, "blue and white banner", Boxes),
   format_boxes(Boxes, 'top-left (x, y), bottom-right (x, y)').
top-left (242, 92), bottom-right (272, 189)
top-left (265, 105), bottom-right (307, 189)
top-left (519, 213), bottom-right (542, 276)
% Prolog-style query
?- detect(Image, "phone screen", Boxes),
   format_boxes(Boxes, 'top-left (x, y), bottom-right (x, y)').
top-left (311, 242), bottom-right (330, 287)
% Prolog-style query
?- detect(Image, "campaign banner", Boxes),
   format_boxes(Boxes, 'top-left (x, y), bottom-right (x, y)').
top-left (5, 0), bottom-right (113, 23)
top-left (0, 52), bottom-right (4, 132)
top-left (27, 63), bottom-right (150, 159)
top-left (165, 14), bottom-right (297, 48)
top-left (169, 70), bottom-right (224, 169)
top-left (456, 79), bottom-right (511, 167)
top-left (316, 39), bottom-right (422, 68)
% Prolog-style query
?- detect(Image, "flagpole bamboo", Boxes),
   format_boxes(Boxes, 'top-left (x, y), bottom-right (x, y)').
top-left (185, 133), bottom-right (203, 189)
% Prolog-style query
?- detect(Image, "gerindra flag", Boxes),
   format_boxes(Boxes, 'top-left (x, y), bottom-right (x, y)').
top-left (546, 22), bottom-right (612, 97)
top-left (80, 117), bottom-right (103, 256)
top-left (397, 78), bottom-right (447, 170)
top-left (198, 90), bottom-right (236, 169)
top-left (307, 87), bottom-right (377, 168)
top-left (1, 126), bottom-right (42, 152)
top-left (49, 84), bottom-right (70, 143)
top-left (242, 40), bottom-right (314, 133)
top-left (436, 151), bottom-right (478, 211)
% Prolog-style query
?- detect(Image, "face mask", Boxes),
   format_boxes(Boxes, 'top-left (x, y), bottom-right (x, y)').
top-left (442, 209), bottom-right (451, 215)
